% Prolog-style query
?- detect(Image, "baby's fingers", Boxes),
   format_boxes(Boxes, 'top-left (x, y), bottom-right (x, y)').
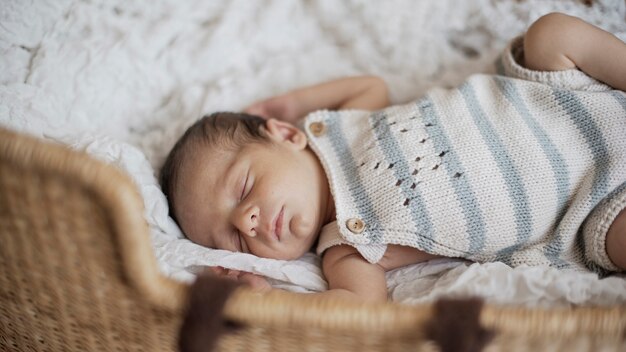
top-left (204, 266), bottom-right (240, 278)
top-left (204, 266), bottom-right (226, 275)
top-left (239, 272), bottom-right (272, 292)
top-left (203, 267), bottom-right (270, 292)
top-left (244, 102), bottom-right (271, 119)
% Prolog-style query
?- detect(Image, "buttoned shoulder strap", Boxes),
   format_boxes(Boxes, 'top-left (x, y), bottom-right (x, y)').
top-left (316, 221), bottom-right (351, 256)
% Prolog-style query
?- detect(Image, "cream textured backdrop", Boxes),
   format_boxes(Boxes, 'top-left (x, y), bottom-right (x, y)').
top-left (1, 0), bottom-right (625, 306)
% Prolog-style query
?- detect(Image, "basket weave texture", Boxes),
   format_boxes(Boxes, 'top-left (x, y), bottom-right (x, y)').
top-left (0, 127), bottom-right (187, 351)
top-left (1, 126), bottom-right (625, 352)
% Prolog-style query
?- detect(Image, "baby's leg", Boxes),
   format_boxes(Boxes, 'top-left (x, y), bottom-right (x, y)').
top-left (582, 187), bottom-right (626, 272)
top-left (606, 208), bottom-right (626, 270)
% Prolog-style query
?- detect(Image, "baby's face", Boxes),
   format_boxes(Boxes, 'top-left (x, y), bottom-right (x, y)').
top-left (175, 119), bottom-right (334, 260)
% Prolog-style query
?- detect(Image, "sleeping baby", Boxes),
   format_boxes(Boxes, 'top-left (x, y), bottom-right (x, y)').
top-left (160, 13), bottom-right (626, 302)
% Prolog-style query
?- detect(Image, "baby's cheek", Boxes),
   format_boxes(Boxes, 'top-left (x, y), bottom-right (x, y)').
top-left (290, 213), bottom-right (313, 238)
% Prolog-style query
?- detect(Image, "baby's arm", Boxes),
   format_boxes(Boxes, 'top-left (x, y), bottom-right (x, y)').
top-left (523, 13), bottom-right (626, 91)
top-left (208, 246), bottom-right (388, 303)
top-left (245, 76), bottom-right (390, 124)
top-left (317, 245), bottom-right (388, 303)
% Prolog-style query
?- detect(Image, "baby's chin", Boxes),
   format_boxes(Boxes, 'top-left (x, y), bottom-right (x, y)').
top-left (273, 241), bottom-right (316, 261)
top-left (271, 247), bottom-right (311, 261)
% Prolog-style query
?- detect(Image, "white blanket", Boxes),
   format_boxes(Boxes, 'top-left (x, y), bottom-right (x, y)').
top-left (2, 0), bottom-right (626, 307)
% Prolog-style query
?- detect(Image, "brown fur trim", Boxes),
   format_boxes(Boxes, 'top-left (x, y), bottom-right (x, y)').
top-left (179, 274), bottom-right (242, 352)
top-left (425, 297), bottom-right (494, 352)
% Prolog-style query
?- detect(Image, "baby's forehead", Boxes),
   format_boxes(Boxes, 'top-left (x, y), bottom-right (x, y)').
top-left (175, 149), bottom-right (231, 243)
top-left (180, 144), bottom-right (234, 191)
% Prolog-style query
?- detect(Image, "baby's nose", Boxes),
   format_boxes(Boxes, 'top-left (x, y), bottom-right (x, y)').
top-left (239, 209), bottom-right (259, 238)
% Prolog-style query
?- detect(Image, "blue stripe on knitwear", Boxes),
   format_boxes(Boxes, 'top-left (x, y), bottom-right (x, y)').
top-left (554, 90), bottom-right (610, 205)
top-left (553, 90), bottom-right (611, 272)
top-left (602, 181), bottom-right (626, 208)
top-left (369, 111), bottom-right (435, 252)
top-left (418, 97), bottom-right (487, 254)
top-left (493, 77), bottom-right (571, 267)
top-left (459, 82), bottom-right (533, 264)
top-left (610, 90), bottom-right (626, 113)
top-left (325, 113), bottom-right (384, 243)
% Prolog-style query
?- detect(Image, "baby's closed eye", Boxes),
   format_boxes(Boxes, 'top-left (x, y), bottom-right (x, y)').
top-left (240, 172), bottom-right (249, 200)
top-left (240, 171), bottom-right (253, 201)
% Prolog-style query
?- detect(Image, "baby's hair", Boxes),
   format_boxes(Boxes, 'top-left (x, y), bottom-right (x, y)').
top-left (160, 112), bottom-right (269, 225)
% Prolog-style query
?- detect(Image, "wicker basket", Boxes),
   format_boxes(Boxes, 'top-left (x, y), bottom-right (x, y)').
top-left (1, 126), bottom-right (625, 352)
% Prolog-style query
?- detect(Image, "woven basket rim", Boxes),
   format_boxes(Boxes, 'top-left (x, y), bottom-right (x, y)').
top-left (0, 126), bottom-right (188, 312)
top-left (223, 288), bottom-right (626, 337)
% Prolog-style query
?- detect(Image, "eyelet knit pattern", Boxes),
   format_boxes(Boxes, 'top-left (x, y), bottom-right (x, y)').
top-left (308, 37), bottom-right (626, 273)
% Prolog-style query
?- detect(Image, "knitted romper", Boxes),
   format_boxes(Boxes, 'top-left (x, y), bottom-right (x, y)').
top-left (306, 37), bottom-right (626, 274)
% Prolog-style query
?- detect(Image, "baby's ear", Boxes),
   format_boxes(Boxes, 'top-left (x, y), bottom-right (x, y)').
top-left (264, 118), bottom-right (307, 150)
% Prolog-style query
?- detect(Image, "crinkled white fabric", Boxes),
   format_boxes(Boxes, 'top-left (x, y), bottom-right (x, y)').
top-left (387, 260), bottom-right (626, 307)
top-left (1, 0), bottom-right (625, 305)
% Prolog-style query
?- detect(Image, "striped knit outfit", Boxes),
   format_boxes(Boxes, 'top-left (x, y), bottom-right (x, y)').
top-left (307, 37), bottom-right (626, 273)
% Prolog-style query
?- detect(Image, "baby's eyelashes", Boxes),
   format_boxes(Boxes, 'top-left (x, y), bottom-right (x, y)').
top-left (240, 172), bottom-right (253, 202)
top-left (240, 173), bottom-right (249, 200)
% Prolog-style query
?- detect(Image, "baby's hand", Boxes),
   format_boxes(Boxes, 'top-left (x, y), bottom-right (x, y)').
top-left (205, 266), bottom-right (272, 293)
top-left (244, 93), bottom-right (300, 124)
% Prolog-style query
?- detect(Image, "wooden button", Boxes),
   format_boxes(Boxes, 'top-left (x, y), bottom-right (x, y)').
top-left (309, 122), bottom-right (326, 137)
top-left (346, 218), bottom-right (365, 234)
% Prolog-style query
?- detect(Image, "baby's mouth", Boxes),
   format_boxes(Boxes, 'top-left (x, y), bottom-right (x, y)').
top-left (273, 206), bottom-right (284, 241)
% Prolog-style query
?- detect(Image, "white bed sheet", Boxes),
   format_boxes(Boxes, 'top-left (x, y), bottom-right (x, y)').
top-left (2, 0), bottom-right (626, 306)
